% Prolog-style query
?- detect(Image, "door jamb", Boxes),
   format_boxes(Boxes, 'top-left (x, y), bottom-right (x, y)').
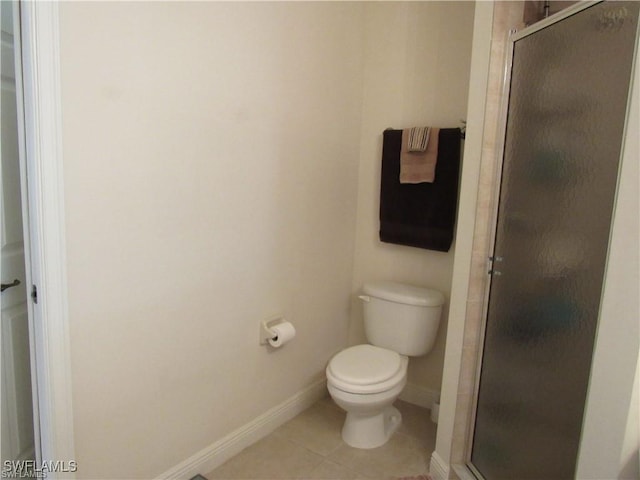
top-left (18, 1), bottom-right (75, 474)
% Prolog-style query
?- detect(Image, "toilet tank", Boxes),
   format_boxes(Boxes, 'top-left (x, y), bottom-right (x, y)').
top-left (360, 281), bottom-right (445, 356)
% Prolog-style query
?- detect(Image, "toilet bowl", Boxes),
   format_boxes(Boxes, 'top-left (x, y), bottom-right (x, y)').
top-left (326, 281), bottom-right (444, 449)
top-left (326, 344), bottom-right (408, 448)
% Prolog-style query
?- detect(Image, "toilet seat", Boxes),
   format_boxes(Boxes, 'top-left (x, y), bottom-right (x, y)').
top-left (327, 345), bottom-right (408, 394)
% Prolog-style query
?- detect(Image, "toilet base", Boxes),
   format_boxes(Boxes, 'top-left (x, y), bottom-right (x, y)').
top-left (341, 405), bottom-right (402, 449)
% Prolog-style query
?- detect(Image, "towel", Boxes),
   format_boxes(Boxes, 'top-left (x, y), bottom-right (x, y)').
top-left (379, 128), bottom-right (461, 252)
top-left (407, 127), bottom-right (431, 152)
top-left (400, 127), bottom-right (440, 184)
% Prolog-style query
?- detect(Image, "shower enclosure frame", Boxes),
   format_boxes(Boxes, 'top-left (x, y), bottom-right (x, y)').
top-left (464, 2), bottom-right (640, 479)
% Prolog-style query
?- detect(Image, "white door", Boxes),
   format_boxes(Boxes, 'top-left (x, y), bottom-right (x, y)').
top-left (1, 0), bottom-right (35, 464)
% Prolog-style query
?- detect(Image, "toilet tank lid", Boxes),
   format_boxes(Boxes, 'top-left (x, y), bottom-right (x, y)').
top-left (362, 281), bottom-right (445, 307)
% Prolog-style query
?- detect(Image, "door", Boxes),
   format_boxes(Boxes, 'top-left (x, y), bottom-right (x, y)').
top-left (470, 2), bottom-right (639, 479)
top-left (1, 0), bottom-right (36, 465)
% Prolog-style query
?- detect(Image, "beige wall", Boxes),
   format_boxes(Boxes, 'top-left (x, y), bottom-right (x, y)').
top-left (431, 2), bottom-right (495, 474)
top-left (59, 3), bottom-right (365, 477)
top-left (58, 2), bottom-right (476, 478)
top-left (350, 1), bottom-right (475, 394)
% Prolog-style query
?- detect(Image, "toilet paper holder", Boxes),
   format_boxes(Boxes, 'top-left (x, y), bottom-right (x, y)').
top-left (260, 316), bottom-right (286, 345)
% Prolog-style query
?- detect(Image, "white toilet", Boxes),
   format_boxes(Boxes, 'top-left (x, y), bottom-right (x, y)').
top-left (326, 281), bottom-right (445, 449)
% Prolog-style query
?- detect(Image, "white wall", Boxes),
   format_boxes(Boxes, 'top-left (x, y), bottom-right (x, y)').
top-left (58, 3), bottom-right (364, 477)
top-left (350, 2), bottom-right (475, 394)
top-left (57, 2), bottom-right (477, 477)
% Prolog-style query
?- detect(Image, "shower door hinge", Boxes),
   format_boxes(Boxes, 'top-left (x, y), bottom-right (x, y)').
top-left (488, 256), bottom-right (503, 276)
top-left (31, 284), bottom-right (38, 304)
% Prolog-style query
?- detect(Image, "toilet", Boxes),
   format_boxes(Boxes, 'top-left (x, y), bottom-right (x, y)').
top-left (326, 281), bottom-right (445, 449)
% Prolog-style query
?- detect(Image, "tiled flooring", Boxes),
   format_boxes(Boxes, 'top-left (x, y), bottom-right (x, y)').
top-left (206, 397), bottom-right (436, 479)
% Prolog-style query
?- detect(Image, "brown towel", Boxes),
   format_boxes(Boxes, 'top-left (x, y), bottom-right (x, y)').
top-left (400, 127), bottom-right (440, 184)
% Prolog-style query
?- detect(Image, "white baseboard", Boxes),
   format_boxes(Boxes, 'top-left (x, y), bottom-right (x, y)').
top-left (156, 379), bottom-right (328, 480)
top-left (399, 382), bottom-right (440, 410)
top-left (430, 451), bottom-right (450, 480)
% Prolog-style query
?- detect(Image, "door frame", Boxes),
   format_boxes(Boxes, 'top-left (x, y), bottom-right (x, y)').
top-left (466, 1), bottom-right (640, 478)
top-left (17, 1), bottom-right (75, 473)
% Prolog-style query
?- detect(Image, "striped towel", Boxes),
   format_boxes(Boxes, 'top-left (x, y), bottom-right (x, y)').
top-left (407, 127), bottom-right (431, 152)
top-left (400, 127), bottom-right (440, 184)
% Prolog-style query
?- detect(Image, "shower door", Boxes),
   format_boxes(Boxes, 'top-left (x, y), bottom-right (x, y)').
top-left (470, 2), bottom-right (639, 479)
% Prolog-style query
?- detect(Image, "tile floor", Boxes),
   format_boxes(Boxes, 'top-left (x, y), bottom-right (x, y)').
top-left (205, 396), bottom-right (436, 479)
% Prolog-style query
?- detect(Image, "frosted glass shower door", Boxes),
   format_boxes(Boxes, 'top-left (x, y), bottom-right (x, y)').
top-left (470, 2), bottom-right (639, 479)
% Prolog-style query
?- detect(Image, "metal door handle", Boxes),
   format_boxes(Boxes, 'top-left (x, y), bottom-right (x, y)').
top-left (1, 279), bottom-right (21, 292)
